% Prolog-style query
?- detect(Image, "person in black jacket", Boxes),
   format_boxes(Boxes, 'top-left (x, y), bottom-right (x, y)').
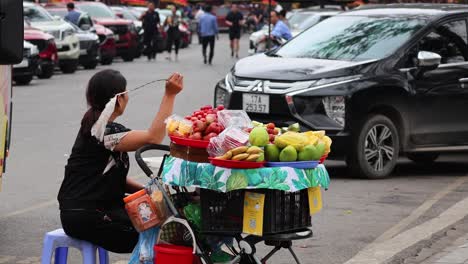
top-left (140, 2), bottom-right (161, 61)
top-left (58, 70), bottom-right (183, 253)
top-left (164, 6), bottom-right (182, 61)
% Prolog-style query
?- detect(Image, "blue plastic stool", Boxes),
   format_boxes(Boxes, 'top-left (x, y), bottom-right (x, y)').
top-left (41, 229), bottom-right (109, 264)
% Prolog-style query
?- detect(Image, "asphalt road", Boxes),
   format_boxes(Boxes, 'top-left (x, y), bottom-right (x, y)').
top-left (1, 34), bottom-right (468, 264)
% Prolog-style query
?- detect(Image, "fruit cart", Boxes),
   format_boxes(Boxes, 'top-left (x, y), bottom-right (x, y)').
top-left (131, 146), bottom-right (329, 263)
top-left (128, 107), bottom-right (331, 264)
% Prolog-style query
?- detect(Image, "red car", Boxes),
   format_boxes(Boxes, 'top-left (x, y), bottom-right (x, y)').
top-left (75, 2), bottom-right (138, 62)
top-left (215, 5), bottom-right (230, 32)
top-left (23, 20), bottom-right (58, 79)
top-left (94, 24), bottom-right (116, 65)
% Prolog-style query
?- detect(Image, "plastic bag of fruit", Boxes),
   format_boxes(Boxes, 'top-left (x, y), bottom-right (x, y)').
top-left (207, 127), bottom-right (250, 157)
top-left (165, 114), bottom-right (193, 137)
top-left (217, 110), bottom-right (252, 129)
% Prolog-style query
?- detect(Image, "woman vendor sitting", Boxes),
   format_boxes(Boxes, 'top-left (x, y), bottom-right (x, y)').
top-left (57, 69), bottom-right (183, 253)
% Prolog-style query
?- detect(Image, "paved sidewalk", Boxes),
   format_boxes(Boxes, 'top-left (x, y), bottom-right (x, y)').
top-left (423, 233), bottom-right (468, 264)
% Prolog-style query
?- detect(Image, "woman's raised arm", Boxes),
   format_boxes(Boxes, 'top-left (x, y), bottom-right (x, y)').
top-left (114, 73), bottom-right (183, 152)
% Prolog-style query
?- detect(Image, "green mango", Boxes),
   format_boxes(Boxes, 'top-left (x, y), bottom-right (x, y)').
top-left (249, 127), bottom-right (269, 147)
top-left (279, 145), bottom-right (298, 162)
top-left (265, 144), bottom-right (280, 162)
top-left (298, 144), bottom-right (316, 161)
top-left (314, 142), bottom-right (326, 160)
top-left (288, 123), bottom-right (300, 132)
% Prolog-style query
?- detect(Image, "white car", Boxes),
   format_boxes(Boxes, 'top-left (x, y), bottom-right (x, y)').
top-left (13, 41), bottom-right (39, 85)
top-left (24, 2), bottom-right (80, 74)
top-left (248, 10), bottom-right (339, 55)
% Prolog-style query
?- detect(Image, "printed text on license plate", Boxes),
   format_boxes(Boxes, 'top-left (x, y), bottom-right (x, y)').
top-left (243, 94), bottom-right (269, 114)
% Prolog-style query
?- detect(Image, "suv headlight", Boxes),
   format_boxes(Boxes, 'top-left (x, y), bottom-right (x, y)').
top-left (322, 96), bottom-right (346, 127)
top-left (214, 78), bottom-right (232, 107)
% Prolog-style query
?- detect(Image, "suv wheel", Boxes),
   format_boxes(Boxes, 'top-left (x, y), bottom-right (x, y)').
top-left (37, 64), bottom-right (54, 79)
top-left (100, 56), bottom-right (113, 65)
top-left (60, 61), bottom-right (78, 74)
top-left (347, 115), bottom-right (400, 179)
top-left (121, 52), bottom-right (134, 62)
top-left (82, 60), bottom-right (98, 70)
top-left (13, 75), bottom-right (33, 85)
top-left (407, 153), bottom-right (439, 164)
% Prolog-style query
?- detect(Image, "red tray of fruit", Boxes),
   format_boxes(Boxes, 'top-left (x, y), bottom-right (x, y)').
top-left (319, 154), bottom-right (328, 164)
top-left (208, 158), bottom-right (266, 169)
top-left (170, 136), bottom-right (209, 149)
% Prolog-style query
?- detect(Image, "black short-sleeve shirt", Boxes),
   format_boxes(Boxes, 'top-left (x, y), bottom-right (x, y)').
top-left (226, 11), bottom-right (244, 31)
top-left (143, 10), bottom-right (160, 35)
top-left (58, 122), bottom-right (131, 210)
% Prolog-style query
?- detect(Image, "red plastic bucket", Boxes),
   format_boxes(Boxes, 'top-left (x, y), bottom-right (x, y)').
top-left (154, 244), bottom-right (194, 264)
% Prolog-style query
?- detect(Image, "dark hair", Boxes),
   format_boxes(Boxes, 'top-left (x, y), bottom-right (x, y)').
top-left (271, 10), bottom-right (280, 17)
top-left (279, 9), bottom-right (287, 18)
top-left (81, 69), bottom-right (127, 136)
top-left (205, 5), bottom-right (212, 13)
top-left (67, 2), bottom-right (74, 9)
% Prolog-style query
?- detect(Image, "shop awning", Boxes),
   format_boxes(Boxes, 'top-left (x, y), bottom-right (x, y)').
top-left (161, 0), bottom-right (189, 6)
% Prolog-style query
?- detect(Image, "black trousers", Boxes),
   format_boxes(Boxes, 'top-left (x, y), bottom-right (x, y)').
top-left (202, 36), bottom-right (215, 63)
top-left (166, 35), bottom-right (181, 54)
top-left (143, 32), bottom-right (158, 59)
top-left (60, 208), bottom-right (139, 253)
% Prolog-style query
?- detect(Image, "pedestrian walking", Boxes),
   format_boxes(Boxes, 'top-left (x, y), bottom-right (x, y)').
top-left (164, 6), bottom-right (182, 61)
top-left (139, 2), bottom-right (161, 61)
top-left (226, 4), bottom-right (244, 59)
top-left (198, 5), bottom-right (218, 65)
top-left (194, 5), bottom-right (205, 44)
top-left (64, 2), bottom-right (81, 26)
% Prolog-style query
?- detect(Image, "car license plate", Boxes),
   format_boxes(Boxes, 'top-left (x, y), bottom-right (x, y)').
top-left (80, 49), bottom-right (87, 55)
top-left (114, 35), bottom-right (120, 41)
top-left (243, 93), bottom-right (269, 114)
top-left (13, 59), bottom-right (29, 68)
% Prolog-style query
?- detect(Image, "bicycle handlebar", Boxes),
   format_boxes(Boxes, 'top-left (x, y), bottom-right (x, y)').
top-left (135, 144), bottom-right (170, 177)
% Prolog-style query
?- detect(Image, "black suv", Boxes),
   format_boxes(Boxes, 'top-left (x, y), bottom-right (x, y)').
top-left (214, 4), bottom-right (468, 179)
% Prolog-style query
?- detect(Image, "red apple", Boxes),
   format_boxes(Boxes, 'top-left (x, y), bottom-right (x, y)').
top-left (201, 105), bottom-right (213, 110)
top-left (193, 120), bottom-right (207, 133)
top-left (190, 117), bottom-right (198, 122)
top-left (206, 114), bottom-right (217, 124)
top-left (267, 128), bottom-right (275, 135)
top-left (266, 123), bottom-right (275, 129)
top-left (217, 105), bottom-right (225, 110)
top-left (184, 115), bottom-right (191, 120)
top-left (269, 134), bottom-right (276, 142)
top-left (203, 132), bottom-right (218, 141)
top-left (189, 132), bottom-right (202, 140)
top-left (201, 118), bottom-right (206, 122)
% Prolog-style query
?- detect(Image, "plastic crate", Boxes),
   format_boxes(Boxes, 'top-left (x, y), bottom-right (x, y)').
top-left (200, 189), bottom-right (311, 235)
top-left (200, 189), bottom-right (244, 235)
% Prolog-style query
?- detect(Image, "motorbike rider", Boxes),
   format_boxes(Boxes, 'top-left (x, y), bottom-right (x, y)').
top-left (259, 10), bottom-right (292, 49)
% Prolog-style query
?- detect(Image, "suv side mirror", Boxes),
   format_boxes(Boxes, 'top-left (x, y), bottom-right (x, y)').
top-left (80, 24), bottom-right (91, 31)
top-left (0, 0), bottom-right (23, 64)
top-left (417, 51), bottom-right (441, 71)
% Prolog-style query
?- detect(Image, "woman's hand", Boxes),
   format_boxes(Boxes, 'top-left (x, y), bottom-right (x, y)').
top-left (165, 72), bottom-right (183, 96)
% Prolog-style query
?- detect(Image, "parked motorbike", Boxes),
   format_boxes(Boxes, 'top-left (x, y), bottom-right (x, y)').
top-left (248, 27), bottom-right (287, 55)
